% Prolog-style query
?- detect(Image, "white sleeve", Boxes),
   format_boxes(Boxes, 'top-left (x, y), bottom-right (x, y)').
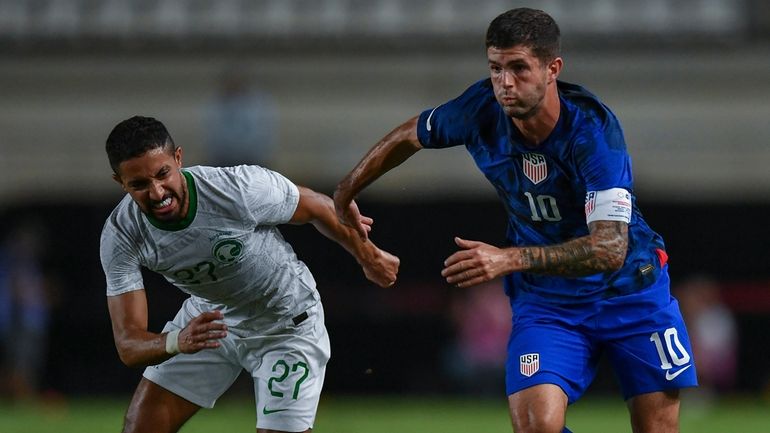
top-left (100, 219), bottom-right (145, 296)
top-left (237, 165), bottom-right (300, 226)
top-left (585, 188), bottom-right (632, 224)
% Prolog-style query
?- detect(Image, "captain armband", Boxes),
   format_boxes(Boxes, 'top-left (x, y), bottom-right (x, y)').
top-left (585, 188), bottom-right (632, 224)
top-left (165, 329), bottom-right (181, 355)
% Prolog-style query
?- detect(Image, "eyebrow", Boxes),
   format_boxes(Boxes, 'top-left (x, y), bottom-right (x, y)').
top-left (127, 179), bottom-right (148, 188)
top-left (126, 165), bottom-right (171, 187)
top-left (488, 57), bottom-right (529, 66)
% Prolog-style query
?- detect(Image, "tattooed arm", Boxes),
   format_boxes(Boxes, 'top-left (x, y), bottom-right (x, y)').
top-left (519, 220), bottom-right (628, 275)
top-left (442, 220), bottom-right (628, 288)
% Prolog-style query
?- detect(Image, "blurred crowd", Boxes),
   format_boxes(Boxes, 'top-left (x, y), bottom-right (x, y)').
top-left (0, 220), bottom-right (58, 402)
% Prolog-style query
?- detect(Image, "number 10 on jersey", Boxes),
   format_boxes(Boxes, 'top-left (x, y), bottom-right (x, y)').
top-left (524, 192), bottom-right (562, 222)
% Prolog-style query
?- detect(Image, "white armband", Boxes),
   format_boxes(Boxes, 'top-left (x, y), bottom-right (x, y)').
top-left (585, 188), bottom-right (632, 224)
top-left (165, 329), bottom-right (181, 355)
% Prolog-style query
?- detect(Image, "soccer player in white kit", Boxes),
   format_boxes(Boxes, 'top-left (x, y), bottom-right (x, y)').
top-left (100, 116), bottom-right (400, 433)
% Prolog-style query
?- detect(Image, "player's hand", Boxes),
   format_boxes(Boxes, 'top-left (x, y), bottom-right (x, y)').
top-left (442, 237), bottom-right (510, 288)
top-left (177, 311), bottom-right (228, 354)
top-left (361, 247), bottom-right (400, 288)
top-left (334, 194), bottom-right (370, 241)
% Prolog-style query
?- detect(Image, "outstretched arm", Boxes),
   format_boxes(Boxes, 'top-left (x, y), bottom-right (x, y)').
top-left (107, 290), bottom-right (227, 368)
top-left (442, 220), bottom-right (628, 288)
top-left (333, 115), bottom-right (423, 240)
top-left (291, 186), bottom-right (400, 287)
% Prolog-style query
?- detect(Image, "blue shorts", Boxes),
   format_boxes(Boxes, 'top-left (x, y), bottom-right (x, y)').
top-left (505, 267), bottom-right (697, 402)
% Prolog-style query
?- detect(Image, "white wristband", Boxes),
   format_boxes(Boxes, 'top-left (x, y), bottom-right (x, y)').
top-left (165, 329), bottom-right (181, 355)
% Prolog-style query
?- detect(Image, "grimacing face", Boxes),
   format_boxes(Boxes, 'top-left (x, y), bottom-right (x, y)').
top-left (487, 45), bottom-right (558, 120)
top-left (113, 146), bottom-right (189, 222)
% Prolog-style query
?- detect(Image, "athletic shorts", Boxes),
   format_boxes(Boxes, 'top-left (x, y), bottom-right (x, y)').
top-left (143, 299), bottom-right (331, 432)
top-left (505, 266), bottom-right (698, 403)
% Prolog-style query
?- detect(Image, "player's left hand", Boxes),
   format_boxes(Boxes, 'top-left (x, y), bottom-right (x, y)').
top-left (177, 310), bottom-right (228, 354)
top-left (360, 246), bottom-right (400, 288)
top-left (442, 237), bottom-right (510, 288)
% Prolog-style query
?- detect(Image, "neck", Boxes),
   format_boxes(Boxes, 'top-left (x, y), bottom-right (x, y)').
top-left (513, 82), bottom-right (560, 147)
top-left (179, 171), bottom-right (190, 219)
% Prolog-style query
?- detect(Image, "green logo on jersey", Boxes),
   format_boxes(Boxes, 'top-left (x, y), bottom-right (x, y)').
top-left (212, 239), bottom-right (243, 263)
top-left (262, 406), bottom-right (289, 415)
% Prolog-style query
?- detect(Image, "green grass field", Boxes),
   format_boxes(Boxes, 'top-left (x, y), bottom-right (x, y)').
top-left (1, 394), bottom-right (768, 432)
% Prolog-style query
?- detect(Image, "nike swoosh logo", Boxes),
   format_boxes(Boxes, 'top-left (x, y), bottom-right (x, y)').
top-left (665, 364), bottom-right (692, 381)
top-left (426, 106), bottom-right (439, 132)
top-left (262, 406), bottom-right (288, 415)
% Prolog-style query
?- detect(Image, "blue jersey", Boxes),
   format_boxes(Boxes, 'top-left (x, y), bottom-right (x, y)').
top-left (417, 79), bottom-right (666, 304)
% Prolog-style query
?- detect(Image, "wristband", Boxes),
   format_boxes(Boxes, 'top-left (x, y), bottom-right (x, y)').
top-left (165, 329), bottom-right (181, 355)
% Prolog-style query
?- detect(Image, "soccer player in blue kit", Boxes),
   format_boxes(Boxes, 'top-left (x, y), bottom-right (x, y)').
top-left (334, 7), bottom-right (697, 433)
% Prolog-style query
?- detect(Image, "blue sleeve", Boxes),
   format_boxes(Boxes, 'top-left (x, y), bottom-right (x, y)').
top-left (573, 111), bottom-right (634, 192)
top-left (417, 79), bottom-right (496, 149)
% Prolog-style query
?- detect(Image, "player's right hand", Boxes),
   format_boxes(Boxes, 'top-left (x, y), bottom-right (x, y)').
top-left (441, 237), bottom-right (510, 288)
top-left (178, 311), bottom-right (228, 353)
top-left (334, 193), bottom-right (369, 241)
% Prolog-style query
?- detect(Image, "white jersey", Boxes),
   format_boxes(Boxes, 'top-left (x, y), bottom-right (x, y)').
top-left (100, 165), bottom-right (319, 331)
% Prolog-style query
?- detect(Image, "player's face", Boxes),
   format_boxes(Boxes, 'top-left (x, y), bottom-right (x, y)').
top-left (113, 146), bottom-right (188, 222)
top-left (487, 45), bottom-right (560, 120)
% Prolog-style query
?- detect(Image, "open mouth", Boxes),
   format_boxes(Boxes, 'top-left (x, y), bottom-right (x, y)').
top-left (153, 196), bottom-right (173, 209)
top-left (150, 196), bottom-right (176, 218)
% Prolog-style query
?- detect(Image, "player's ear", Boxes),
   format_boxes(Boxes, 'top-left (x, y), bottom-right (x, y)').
top-left (174, 146), bottom-right (183, 167)
top-left (547, 57), bottom-right (563, 83)
top-left (112, 173), bottom-right (126, 190)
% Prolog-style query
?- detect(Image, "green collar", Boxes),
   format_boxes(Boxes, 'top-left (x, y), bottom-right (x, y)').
top-left (146, 170), bottom-right (198, 231)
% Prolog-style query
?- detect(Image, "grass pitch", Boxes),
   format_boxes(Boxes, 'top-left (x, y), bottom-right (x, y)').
top-left (1, 394), bottom-right (768, 432)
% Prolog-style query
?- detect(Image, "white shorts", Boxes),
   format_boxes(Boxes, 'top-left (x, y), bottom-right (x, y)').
top-left (143, 300), bottom-right (331, 432)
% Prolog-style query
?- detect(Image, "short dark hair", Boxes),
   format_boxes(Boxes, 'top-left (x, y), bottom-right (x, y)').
top-left (105, 116), bottom-right (176, 173)
top-left (485, 8), bottom-right (561, 64)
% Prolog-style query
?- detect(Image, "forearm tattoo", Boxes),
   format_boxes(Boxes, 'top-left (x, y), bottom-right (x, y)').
top-left (520, 221), bottom-right (628, 277)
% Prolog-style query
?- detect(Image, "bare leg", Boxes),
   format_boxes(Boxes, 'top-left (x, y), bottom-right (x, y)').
top-left (627, 390), bottom-right (680, 433)
top-left (123, 378), bottom-right (201, 433)
top-left (508, 384), bottom-right (568, 433)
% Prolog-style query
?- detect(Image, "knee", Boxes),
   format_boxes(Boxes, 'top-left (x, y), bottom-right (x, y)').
top-left (509, 384), bottom-right (568, 433)
top-left (511, 407), bottom-right (565, 433)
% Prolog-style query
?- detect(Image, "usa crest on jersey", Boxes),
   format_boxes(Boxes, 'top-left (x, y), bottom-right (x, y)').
top-left (585, 191), bottom-right (597, 217)
top-left (522, 153), bottom-right (548, 184)
top-left (520, 353), bottom-right (540, 377)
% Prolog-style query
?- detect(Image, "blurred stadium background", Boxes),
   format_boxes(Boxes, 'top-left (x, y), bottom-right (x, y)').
top-left (1, 0), bottom-right (770, 432)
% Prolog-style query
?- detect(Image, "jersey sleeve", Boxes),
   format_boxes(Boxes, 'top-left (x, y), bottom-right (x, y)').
top-left (100, 219), bottom-right (144, 296)
top-left (417, 79), bottom-right (495, 149)
top-left (237, 165), bottom-right (300, 226)
top-left (573, 111), bottom-right (634, 192)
